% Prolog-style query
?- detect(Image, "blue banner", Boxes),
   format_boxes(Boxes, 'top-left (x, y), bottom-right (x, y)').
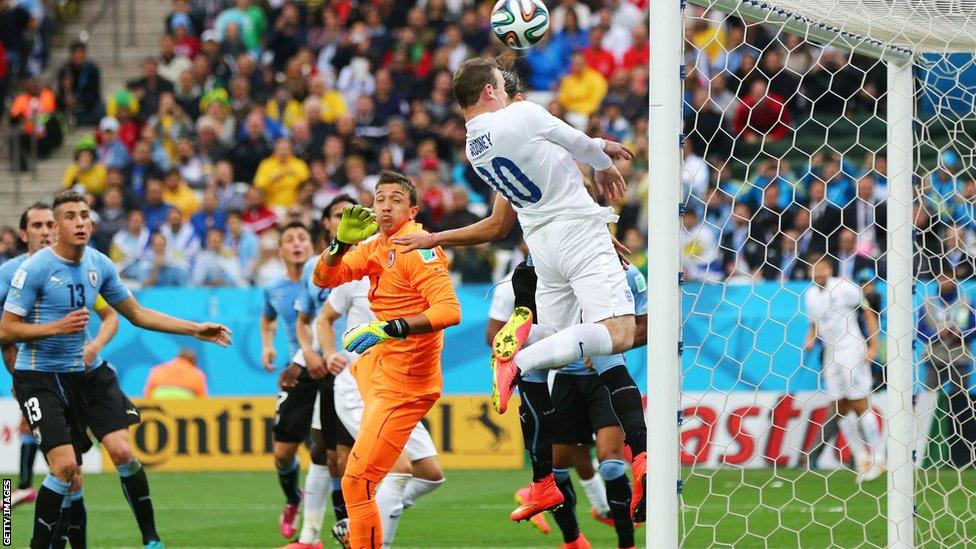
top-left (2, 280), bottom-right (958, 398)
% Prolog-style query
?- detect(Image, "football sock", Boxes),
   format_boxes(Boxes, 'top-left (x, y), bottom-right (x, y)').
top-left (117, 459), bottom-right (159, 544)
top-left (808, 415), bottom-right (839, 466)
top-left (551, 468), bottom-right (580, 543)
top-left (299, 464), bottom-right (332, 544)
top-left (858, 411), bottom-right (884, 462)
top-left (518, 378), bottom-right (555, 481)
top-left (332, 477), bottom-right (348, 520)
top-left (66, 490), bottom-right (87, 549)
top-left (514, 323), bottom-right (613, 374)
top-left (525, 324), bottom-right (557, 346)
top-left (401, 477), bottom-right (444, 509)
top-left (601, 460), bottom-right (635, 547)
top-left (579, 471), bottom-right (610, 515)
top-left (51, 487), bottom-right (75, 549)
top-left (19, 433), bottom-right (38, 489)
top-left (276, 456), bottom-right (302, 505)
top-left (376, 473), bottom-right (411, 548)
top-left (599, 365), bottom-right (648, 455)
top-left (837, 412), bottom-right (865, 463)
top-left (32, 474), bottom-right (69, 549)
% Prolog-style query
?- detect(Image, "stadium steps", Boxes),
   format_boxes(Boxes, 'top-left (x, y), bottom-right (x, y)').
top-left (0, 0), bottom-right (170, 229)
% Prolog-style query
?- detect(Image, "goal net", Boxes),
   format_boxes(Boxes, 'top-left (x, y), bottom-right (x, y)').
top-left (649, 0), bottom-right (976, 547)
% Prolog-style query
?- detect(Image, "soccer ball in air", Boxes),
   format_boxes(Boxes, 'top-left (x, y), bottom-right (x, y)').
top-left (491, 0), bottom-right (551, 50)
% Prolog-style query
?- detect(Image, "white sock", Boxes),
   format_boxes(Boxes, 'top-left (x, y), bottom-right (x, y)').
top-left (515, 323), bottom-right (613, 373)
top-left (525, 324), bottom-right (557, 346)
top-left (858, 410), bottom-right (884, 464)
top-left (578, 473), bottom-right (609, 515)
top-left (298, 464), bottom-right (332, 544)
top-left (401, 477), bottom-right (445, 509)
top-left (377, 473), bottom-right (411, 548)
top-left (838, 412), bottom-right (866, 463)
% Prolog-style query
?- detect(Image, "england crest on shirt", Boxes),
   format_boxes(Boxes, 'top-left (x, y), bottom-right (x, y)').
top-left (88, 269), bottom-right (98, 287)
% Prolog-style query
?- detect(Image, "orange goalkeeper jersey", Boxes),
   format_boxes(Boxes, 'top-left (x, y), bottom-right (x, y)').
top-left (313, 220), bottom-right (461, 393)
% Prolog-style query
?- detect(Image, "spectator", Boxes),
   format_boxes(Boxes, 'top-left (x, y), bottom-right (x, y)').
top-left (265, 85), bottom-right (303, 130)
top-left (918, 260), bottom-right (976, 393)
top-left (125, 139), bottom-right (162, 196)
top-left (127, 56), bottom-right (175, 120)
top-left (336, 56), bottom-right (375, 108)
top-left (842, 174), bottom-right (887, 258)
top-left (195, 117), bottom-right (226, 164)
top-left (0, 227), bottom-right (18, 262)
top-left (148, 92), bottom-right (194, 163)
top-left (169, 13), bottom-right (200, 59)
top-left (227, 110), bottom-right (271, 184)
top-left (733, 79), bottom-right (791, 143)
top-left (832, 227), bottom-right (874, 280)
top-left (241, 186), bottom-right (278, 235)
top-left (942, 225), bottom-right (976, 281)
top-left (161, 168), bottom-right (201, 218)
top-left (437, 185), bottom-right (481, 232)
top-left (130, 232), bottom-right (190, 288)
top-left (762, 228), bottom-right (809, 281)
top-left (174, 138), bottom-right (209, 189)
top-left (681, 207), bottom-right (721, 281)
top-left (441, 24), bottom-right (470, 72)
top-left (144, 348), bottom-right (208, 399)
top-left (95, 116), bottom-right (131, 170)
top-left (266, 3), bottom-right (302, 73)
top-left (158, 34), bottom-right (192, 85)
top-left (581, 25), bottom-right (615, 80)
top-left (94, 186), bottom-right (127, 252)
top-left (158, 206), bottom-right (201, 263)
top-left (721, 202), bottom-right (764, 279)
top-left (372, 69), bottom-right (409, 123)
top-left (191, 188), bottom-right (226, 241)
top-left (190, 227), bottom-right (246, 287)
top-left (622, 24), bottom-right (649, 71)
top-left (56, 41), bottom-right (104, 125)
top-left (253, 138), bottom-right (310, 210)
top-left (558, 53), bottom-right (609, 127)
top-left (111, 208), bottom-right (150, 278)
top-left (211, 159), bottom-right (247, 212)
top-left (525, 33), bottom-right (571, 91)
top-left (806, 179), bottom-right (841, 254)
top-left (307, 73), bottom-right (348, 124)
top-left (9, 77), bottom-right (61, 168)
top-left (225, 209), bottom-right (259, 280)
top-left (214, 0), bottom-right (264, 54)
top-left (62, 136), bottom-right (107, 196)
top-left (750, 183), bottom-right (793, 248)
top-left (175, 69), bottom-right (202, 119)
top-left (219, 22), bottom-right (249, 59)
top-left (142, 179), bottom-right (173, 232)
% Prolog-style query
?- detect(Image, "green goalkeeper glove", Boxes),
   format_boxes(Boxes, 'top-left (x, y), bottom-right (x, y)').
top-left (337, 205), bottom-right (378, 244)
top-left (342, 319), bottom-right (409, 353)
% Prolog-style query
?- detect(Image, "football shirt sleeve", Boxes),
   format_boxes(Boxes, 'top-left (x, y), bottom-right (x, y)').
top-left (313, 240), bottom-right (372, 289)
top-left (262, 287), bottom-right (277, 321)
top-left (326, 282), bottom-right (353, 316)
top-left (3, 265), bottom-right (40, 317)
top-left (628, 266), bottom-right (648, 316)
top-left (518, 101), bottom-right (613, 171)
top-left (404, 248), bottom-right (461, 331)
top-left (98, 252), bottom-right (133, 305)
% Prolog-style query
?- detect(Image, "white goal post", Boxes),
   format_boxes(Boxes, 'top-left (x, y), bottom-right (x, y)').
top-left (648, 1), bottom-right (976, 548)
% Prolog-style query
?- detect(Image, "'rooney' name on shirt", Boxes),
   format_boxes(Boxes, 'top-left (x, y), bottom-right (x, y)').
top-left (467, 133), bottom-right (492, 157)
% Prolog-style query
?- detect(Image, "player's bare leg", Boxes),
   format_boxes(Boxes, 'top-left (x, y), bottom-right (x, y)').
top-left (103, 429), bottom-right (162, 548)
top-left (274, 441), bottom-right (303, 539)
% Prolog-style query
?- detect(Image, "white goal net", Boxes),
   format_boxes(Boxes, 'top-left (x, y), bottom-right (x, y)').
top-left (648, 0), bottom-right (976, 547)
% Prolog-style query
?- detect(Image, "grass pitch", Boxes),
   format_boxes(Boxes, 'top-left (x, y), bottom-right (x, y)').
top-left (7, 468), bottom-right (975, 548)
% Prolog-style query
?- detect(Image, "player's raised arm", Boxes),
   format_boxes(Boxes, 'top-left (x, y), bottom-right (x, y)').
top-left (392, 193), bottom-right (517, 252)
top-left (313, 205), bottom-right (376, 288)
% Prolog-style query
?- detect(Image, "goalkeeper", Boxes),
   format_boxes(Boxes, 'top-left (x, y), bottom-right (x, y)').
top-left (313, 170), bottom-right (461, 549)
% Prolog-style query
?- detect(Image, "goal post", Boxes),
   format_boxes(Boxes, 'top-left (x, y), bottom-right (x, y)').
top-left (648, 1), bottom-right (976, 547)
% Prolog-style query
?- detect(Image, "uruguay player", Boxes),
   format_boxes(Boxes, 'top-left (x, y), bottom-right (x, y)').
top-left (279, 196), bottom-right (358, 549)
top-left (0, 192), bottom-right (231, 549)
top-left (259, 221), bottom-right (315, 540)
top-left (490, 261), bottom-right (647, 549)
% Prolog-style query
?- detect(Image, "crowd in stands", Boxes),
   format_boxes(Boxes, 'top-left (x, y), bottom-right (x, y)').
top-left (678, 8), bottom-right (975, 285)
top-left (2, 0), bottom-right (652, 287)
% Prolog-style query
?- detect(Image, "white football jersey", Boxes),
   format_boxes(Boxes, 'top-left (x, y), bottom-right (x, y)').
top-left (326, 276), bottom-right (375, 328)
top-left (804, 277), bottom-right (866, 351)
top-left (464, 101), bottom-right (614, 236)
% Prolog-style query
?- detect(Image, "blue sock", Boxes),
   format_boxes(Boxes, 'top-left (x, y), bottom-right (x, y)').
top-left (115, 459), bottom-right (142, 478)
top-left (598, 459), bottom-right (627, 481)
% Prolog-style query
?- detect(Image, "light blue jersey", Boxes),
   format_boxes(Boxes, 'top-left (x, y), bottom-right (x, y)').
top-left (560, 264), bottom-right (648, 376)
top-left (0, 253), bottom-right (28, 304)
top-left (4, 248), bottom-right (131, 372)
top-left (262, 276), bottom-right (303, 360)
top-left (295, 258), bottom-right (330, 318)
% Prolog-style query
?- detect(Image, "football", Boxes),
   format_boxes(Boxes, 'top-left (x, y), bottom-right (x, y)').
top-left (490, 0), bottom-right (551, 50)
